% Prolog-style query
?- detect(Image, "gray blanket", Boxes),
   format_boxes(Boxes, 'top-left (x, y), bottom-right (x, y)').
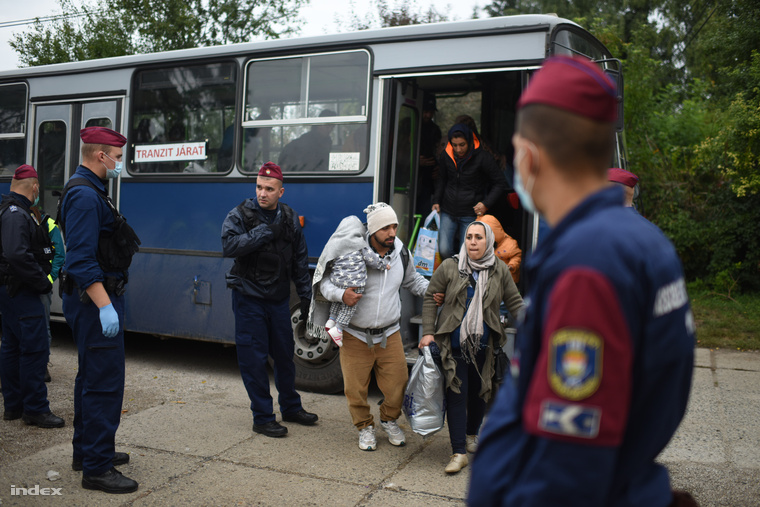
top-left (307, 216), bottom-right (367, 340)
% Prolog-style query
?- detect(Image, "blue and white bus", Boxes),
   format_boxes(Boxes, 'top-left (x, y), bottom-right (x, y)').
top-left (0, 15), bottom-right (624, 392)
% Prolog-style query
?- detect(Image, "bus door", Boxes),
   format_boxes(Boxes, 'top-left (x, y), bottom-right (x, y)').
top-left (379, 78), bottom-right (422, 246)
top-left (32, 98), bottom-right (123, 317)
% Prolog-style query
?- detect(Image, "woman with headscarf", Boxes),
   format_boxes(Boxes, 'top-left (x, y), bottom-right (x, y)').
top-left (419, 221), bottom-right (524, 474)
top-left (432, 123), bottom-right (508, 259)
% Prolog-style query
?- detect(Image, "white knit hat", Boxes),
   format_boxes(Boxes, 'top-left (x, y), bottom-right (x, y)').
top-left (364, 203), bottom-right (398, 235)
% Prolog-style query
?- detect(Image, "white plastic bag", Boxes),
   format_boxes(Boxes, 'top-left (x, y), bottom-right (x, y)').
top-left (403, 345), bottom-right (445, 436)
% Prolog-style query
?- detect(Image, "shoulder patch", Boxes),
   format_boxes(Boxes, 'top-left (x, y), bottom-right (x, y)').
top-left (548, 329), bottom-right (602, 400)
top-left (539, 400), bottom-right (600, 438)
top-left (9, 205), bottom-right (18, 212)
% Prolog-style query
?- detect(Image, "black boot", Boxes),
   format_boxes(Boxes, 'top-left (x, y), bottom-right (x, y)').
top-left (22, 412), bottom-right (64, 428)
top-left (252, 421), bottom-right (288, 437)
top-left (82, 468), bottom-right (138, 494)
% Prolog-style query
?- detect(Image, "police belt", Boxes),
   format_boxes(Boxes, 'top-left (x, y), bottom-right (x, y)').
top-left (60, 272), bottom-right (127, 298)
top-left (346, 322), bottom-right (397, 336)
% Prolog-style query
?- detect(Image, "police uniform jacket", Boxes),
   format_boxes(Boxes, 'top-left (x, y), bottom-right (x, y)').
top-left (60, 166), bottom-right (123, 289)
top-left (221, 198), bottom-right (311, 302)
top-left (468, 186), bottom-right (695, 507)
top-left (0, 192), bottom-right (53, 294)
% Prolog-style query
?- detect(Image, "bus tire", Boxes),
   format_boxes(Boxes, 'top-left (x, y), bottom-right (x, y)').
top-left (294, 353), bottom-right (344, 394)
top-left (290, 302), bottom-right (344, 394)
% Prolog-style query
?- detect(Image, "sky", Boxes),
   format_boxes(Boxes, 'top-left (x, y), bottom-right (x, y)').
top-left (0, 0), bottom-right (484, 71)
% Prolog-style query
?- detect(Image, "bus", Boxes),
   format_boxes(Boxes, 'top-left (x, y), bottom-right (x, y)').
top-left (0, 14), bottom-right (625, 393)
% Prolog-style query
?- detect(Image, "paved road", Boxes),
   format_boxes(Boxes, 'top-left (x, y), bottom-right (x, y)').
top-left (0, 328), bottom-right (758, 506)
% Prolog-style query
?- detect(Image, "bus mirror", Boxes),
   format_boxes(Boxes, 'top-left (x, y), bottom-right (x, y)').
top-left (605, 68), bottom-right (624, 133)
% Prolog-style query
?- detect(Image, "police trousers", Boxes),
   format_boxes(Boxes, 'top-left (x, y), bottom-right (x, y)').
top-left (0, 286), bottom-right (50, 415)
top-left (63, 291), bottom-right (126, 476)
top-left (232, 291), bottom-right (303, 425)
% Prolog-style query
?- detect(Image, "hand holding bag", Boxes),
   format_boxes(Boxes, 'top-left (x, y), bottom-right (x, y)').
top-left (403, 345), bottom-right (445, 437)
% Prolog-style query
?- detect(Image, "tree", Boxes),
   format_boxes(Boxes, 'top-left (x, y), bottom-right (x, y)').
top-left (335, 0), bottom-right (448, 32)
top-left (10, 0), bottom-right (306, 67)
top-left (480, 0), bottom-right (760, 290)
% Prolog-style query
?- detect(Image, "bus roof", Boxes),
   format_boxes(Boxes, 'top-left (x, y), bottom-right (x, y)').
top-left (0, 15), bottom-right (579, 79)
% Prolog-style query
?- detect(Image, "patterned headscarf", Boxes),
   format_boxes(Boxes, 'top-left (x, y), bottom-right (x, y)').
top-left (456, 221), bottom-right (496, 362)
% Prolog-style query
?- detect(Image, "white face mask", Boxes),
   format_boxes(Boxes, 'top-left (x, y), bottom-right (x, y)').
top-left (103, 154), bottom-right (123, 179)
top-left (513, 141), bottom-right (538, 215)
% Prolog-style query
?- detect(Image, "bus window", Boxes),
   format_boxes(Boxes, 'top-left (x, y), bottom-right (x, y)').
top-left (552, 28), bottom-right (608, 62)
top-left (36, 120), bottom-right (67, 216)
top-left (85, 117), bottom-right (112, 129)
top-left (0, 83), bottom-right (28, 176)
top-left (242, 50), bottom-right (371, 174)
top-left (130, 62), bottom-right (237, 174)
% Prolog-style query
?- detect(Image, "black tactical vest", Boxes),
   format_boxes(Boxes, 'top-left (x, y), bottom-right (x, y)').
top-left (56, 178), bottom-right (141, 273)
top-left (0, 196), bottom-right (54, 275)
top-left (230, 202), bottom-right (295, 290)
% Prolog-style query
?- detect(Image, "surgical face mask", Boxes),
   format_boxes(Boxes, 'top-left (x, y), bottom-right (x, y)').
top-left (513, 147), bottom-right (537, 215)
top-left (103, 154), bottom-right (123, 179)
top-left (33, 187), bottom-right (40, 207)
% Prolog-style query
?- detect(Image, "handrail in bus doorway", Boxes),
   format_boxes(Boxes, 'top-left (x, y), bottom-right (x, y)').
top-left (409, 213), bottom-right (422, 250)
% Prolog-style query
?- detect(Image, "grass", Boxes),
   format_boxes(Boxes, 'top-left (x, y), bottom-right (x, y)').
top-left (688, 284), bottom-right (760, 351)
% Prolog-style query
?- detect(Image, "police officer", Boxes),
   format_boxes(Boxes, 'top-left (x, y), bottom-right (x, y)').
top-left (0, 164), bottom-right (63, 428)
top-left (31, 204), bottom-right (66, 383)
top-left (221, 161), bottom-right (318, 438)
top-left (468, 57), bottom-right (696, 506)
top-left (59, 127), bottom-right (139, 494)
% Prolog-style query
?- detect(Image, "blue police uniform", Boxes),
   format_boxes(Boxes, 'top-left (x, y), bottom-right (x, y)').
top-left (468, 186), bottom-right (695, 507)
top-left (60, 166), bottom-right (126, 476)
top-left (221, 198), bottom-right (312, 425)
top-left (0, 192), bottom-right (54, 416)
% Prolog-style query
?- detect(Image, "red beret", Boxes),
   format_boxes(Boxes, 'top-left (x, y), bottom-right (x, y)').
top-left (608, 168), bottom-right (639, 188)
top-left (518, 56), bottom-right (618, 122)
top-left (80, 126), bottom-right (126, 147)
top-left (13, 164), bottom-right (38, 180)
top-left (258, 161), bottom-right (283, 182)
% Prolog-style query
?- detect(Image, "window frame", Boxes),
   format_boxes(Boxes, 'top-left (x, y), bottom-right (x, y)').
top-left (127, 60), bottom-right (239, 177)
top-left (0, 82), bottom-right (29, 178)
top-left (240, 49), bottom-right (373, 176)
top-left (242, 49), bottom-right (372, 128)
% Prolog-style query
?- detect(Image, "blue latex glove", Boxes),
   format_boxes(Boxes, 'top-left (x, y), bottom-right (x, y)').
top-left (98, 303), bottom-right (120, 338)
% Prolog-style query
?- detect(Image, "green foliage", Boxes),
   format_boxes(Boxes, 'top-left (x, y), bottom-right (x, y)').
top-left (10, 0), bottom-right (306, 66)
top-left (480, 0), bottom-right (760, 292)
top-left (335, 0), bottom-right (447, 31)
top-left (688, 282), bottom-right (760, 350)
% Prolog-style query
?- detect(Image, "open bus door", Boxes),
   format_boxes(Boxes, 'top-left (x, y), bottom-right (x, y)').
top-left (32, 98), bottom-right (124, 319)
top-left (379, 78), bottom-right (422, 246)
top-left (378, 77), bottom-right (425, 360)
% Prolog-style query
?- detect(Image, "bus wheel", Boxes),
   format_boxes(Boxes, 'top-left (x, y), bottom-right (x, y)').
top-left (290, 303), bottom-right (343, 394)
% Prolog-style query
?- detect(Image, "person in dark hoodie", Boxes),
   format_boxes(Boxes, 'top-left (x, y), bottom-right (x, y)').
top-left (432, 123), bottom-right (507, 259)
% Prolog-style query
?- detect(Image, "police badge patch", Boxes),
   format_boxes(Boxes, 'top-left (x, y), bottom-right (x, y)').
top-left (548, 329), bottom-right (602, 400)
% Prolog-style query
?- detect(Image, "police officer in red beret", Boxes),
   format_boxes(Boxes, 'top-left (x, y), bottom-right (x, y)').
top-left (221, 162), bottom-right (317, 438)
top-left (468, 57), bottom-right (696, 506)
top-left (608, 167), bottom-right (640, 208)
top-left (0, 165), bottom-right (62, 428)
top-left (58, 127), bottom-right (139, 493)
